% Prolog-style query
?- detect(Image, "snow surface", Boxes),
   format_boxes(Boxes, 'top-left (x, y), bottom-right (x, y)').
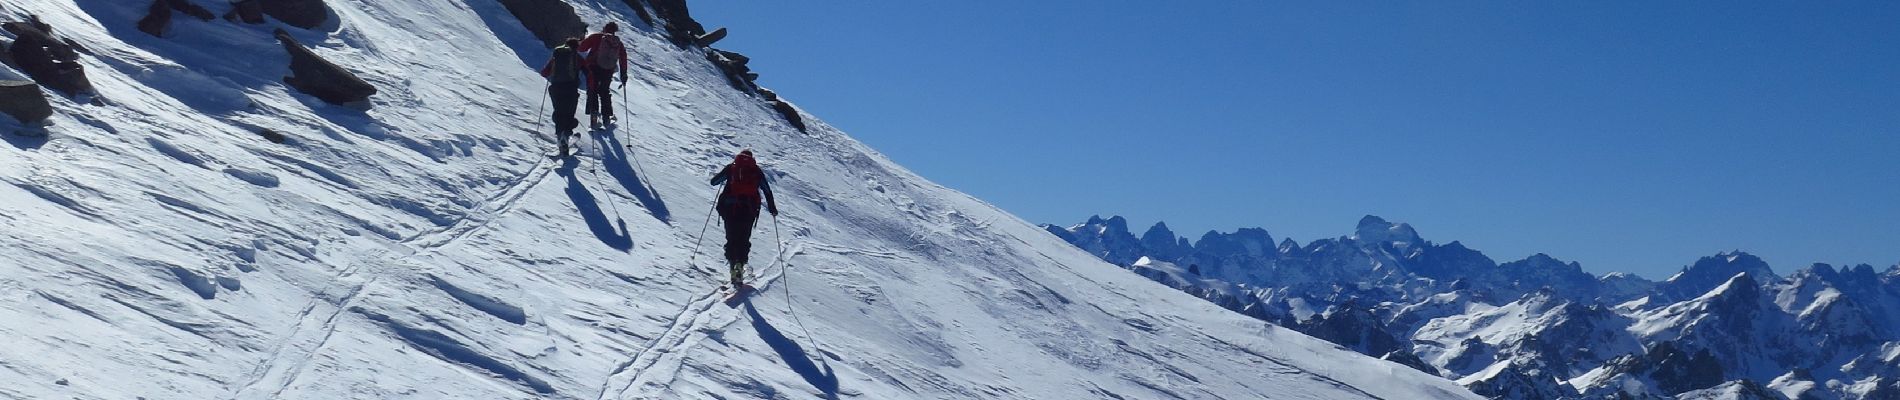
top-left (0, 0), bottom-right (1479, 399)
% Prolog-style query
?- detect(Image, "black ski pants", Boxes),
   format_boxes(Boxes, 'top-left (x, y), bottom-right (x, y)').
top-left (585, 65), bottom-right (615, 117)
top-left (550, 80), bottom-right (580, 133)
top-left (717, 195), bottom-right (761, 265)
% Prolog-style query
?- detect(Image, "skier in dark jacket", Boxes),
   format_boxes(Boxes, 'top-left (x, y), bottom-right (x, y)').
top-left (539, 37), bottom-right (585, 157)
top-left (578, 22), bottom-right (630, 129)
top-left (710, 150), bottom-right (778, 287)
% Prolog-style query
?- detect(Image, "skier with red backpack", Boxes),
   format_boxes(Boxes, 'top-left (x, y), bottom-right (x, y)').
top-left (578, 22), bottom-right (630, 130)
top-left (709, 150), bottom-right (779, 288)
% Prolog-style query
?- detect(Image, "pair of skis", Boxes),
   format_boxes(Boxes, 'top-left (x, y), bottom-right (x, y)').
top-left (716, 266), bottom-right (760, 303)
top-left (548, 123), bottom-right (617, 159)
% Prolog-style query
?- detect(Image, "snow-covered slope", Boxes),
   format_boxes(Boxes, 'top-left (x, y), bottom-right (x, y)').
top-left (0, 1), bottom-right (1479, 399)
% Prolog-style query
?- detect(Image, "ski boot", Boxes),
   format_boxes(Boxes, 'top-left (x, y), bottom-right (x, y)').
top-left (556, 129), bottom-right (572, 158)
top-left (728, 262), bottom-right (746, 288)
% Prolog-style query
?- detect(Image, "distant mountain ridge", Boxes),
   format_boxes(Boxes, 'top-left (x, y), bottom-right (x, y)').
top-left (1047, 215), bottom-right (1900, 399)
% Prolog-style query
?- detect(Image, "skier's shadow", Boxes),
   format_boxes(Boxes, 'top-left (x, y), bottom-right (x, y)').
top-left (559, 157), bottom-right (633, 251)
top-left (592, 128), bottom-right (671, 223)
top-left (742, 300), bottom-right (840, 399)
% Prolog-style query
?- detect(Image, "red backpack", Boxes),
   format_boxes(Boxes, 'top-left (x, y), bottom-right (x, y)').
top-left (724, 153), bottom-right (763, 200)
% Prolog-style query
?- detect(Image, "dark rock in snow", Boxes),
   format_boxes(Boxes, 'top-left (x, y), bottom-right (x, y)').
top-left (255, 128), bottom-right (287, 143)
top-left (771, 100), bottom-right (805, 132)
top-left (1380, 350), bottom-right (1440, 375)
top-left (646, 0), bottom-right (706, 46)
top-left (262, 0), bottom-right (329, 29)
top-left (714, 49), bottom-right (749, 67)
top-left (138, 0), bottom-right (215, 37)
top-left (2, 18), bottom-right (93, 96)
top-left (225, 0), bottom-right (267, 24)
top-left (695, 27), bottom-right (727, 47)
top-left (0, 79), bottom-right (53, 124)
top-left (274, 28), bottom-right (375, 105)
top-left (171, 0), bottom-right (215, 20)
top-left (495, 0), bottom-right (587, 49)
top-left (619, 0), bottom-right (655, 26)
top-left (707, 50), bottom-right (757, 92)
top-left (137, 1), bottom-right (174, 37)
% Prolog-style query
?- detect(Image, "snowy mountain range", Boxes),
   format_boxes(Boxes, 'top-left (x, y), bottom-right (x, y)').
top-left (1048, 215), bottom-right (1900, 399)
top-left (0, 0), bottom-right (1482, 399)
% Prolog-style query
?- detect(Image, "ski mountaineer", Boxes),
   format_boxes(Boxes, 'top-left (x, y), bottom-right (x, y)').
top-left (539, 37), bottom-right (586, 157)
top-left (709, 150), bottom-right (778, 288)
top-left (578, 22), bottom-right (630, 130)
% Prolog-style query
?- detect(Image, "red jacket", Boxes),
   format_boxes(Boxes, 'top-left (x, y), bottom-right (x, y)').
top-left (578, 33), bottom-right (629, 72)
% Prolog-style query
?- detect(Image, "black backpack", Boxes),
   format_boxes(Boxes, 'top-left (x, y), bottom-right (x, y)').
top-left (548, 46), bottom-right (580, 83)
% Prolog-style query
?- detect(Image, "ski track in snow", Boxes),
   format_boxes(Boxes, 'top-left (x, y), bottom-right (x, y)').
top-left (235, 145), bottom-right (565, 398)
top-left (598, 242), bottom-right (802, 400)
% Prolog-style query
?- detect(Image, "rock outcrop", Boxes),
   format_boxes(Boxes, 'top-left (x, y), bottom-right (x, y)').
top-left (694, 27), bottom-right (726, 47)
top-left (263, 0), bottom-right (329, 29)
top-left (495, 0), bottom-right (587, 48)
top-left (0, 79), bottom-right (52, 124)
top-left (770, 99), bottom-right (804, 132)
top-left (137, 1), bottom-right (173, 36)
top-left (274, 28), bottom-right (375, 105)
top-left (2, 18), bottom-right (93, 96)
top-left (642, 0), bottom-right (705, 46)
top-left (706, 49), bottom-right (756, 92)
top-left (224, 0), bottom-right (266, 24)
top-left (138, 0), bottom-right (216, 37)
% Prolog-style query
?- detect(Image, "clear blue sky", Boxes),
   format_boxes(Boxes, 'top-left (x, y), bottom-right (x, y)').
top-left (691, 1), bottom-right (1900, 279)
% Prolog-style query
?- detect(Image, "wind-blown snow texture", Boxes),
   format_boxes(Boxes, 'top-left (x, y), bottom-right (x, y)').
top-left (1051, 215), bottom-right (1900, 399)
top-left (0, 1), bottom-right (1479, 399)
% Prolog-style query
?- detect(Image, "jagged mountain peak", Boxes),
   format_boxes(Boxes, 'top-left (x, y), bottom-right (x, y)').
top-left (1354, 214), bottom-right (1423, 246)
top-left (1277, 237), bottom-right (1300, 251)
top-left (1696, 272), bottom-right (1763, 303)
top-left (1139, 221), bottom-right (1174, 237)
top-left (1654, 252), bottom-right (1778, 304)
top-left (1848, 263), bottom-right (1881, 280)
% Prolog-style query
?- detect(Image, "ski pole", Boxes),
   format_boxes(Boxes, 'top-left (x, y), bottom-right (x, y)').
top-left (622, 81), bottom-right (632, 149)
top-left (535, 83), bottom-right (548, 134)
top-left (775, 214), bottom-right (826, 360)
top-left (687, 181), bottom-right (730, 275)
top-left (686, 196), bottom-right (717, 271)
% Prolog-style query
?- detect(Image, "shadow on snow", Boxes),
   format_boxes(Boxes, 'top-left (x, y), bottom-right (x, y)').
top-left (591, 126), bottom-right (670, 223)
top-left (560, 157), bottom-right (633, 251)
top-left (742, 299), bottom-right (839, 400)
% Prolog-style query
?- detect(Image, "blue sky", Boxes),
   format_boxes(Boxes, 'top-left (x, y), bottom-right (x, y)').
top-left (690, 1), bottom-right (1900, 279)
